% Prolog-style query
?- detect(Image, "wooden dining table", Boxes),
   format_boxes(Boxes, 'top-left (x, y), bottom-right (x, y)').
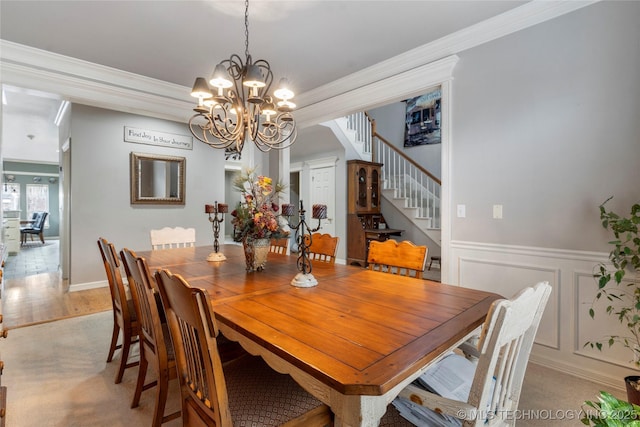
top-left (139, 244), bottom-right (501, 427)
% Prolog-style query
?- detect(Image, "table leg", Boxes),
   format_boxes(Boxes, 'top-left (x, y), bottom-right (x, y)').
top-left (331, 393), bottom-right (389, 427)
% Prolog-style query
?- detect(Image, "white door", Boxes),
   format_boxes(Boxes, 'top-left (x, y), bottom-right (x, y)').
top-left (309, 166), bottom-right (336, 236)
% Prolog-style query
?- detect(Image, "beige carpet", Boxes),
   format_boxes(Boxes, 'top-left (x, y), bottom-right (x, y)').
top-left (4, 311), bottom-right (181, 427)
top-left (3, 311), bottom-right (626, 427)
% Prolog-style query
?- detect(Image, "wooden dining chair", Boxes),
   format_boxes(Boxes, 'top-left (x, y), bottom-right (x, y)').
top-left (269, 237), bottom-right (289, 254)
top-left (97, 237), bottom-right (140, 384)
top-left (154, 268), bottom-right (333, 427)
top-left (120, 248), bottom-right (180, 426)
top-left (367, 239), bottom-right (428, 278)
top-left (305, 233), bottom-right (339, 264)
top-left (380, 281), bottom-right (552, 427)
top-left (150, 226), bottom-right (196, 250)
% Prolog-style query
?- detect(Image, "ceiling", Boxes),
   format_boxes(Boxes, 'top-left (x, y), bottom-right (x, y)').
top-left (0, 0), bottom-right (529, 164)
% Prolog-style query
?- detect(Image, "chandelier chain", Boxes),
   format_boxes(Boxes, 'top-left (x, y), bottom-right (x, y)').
top-left (188, 0), bottom-right (297, 156)
top-left (244, 0), bottom-right (250, 60)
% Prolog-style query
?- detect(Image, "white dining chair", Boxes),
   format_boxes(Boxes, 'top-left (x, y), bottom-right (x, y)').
top-left (149, 226), bottom-right (195, 250)
top-left (383, 281), bottom-right (552, 427)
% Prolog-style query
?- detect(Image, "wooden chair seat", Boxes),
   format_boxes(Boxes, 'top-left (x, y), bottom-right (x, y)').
top-left (306, 233), bottom-right (339, 264)
top-left (97, 237), bottom-right (140, 384)
top-left (367, 239), bottom-right (428, 278)
top-left (150, 227), bottom-right (196, 250)
top-left (154, 269), bottom-right (332, 427)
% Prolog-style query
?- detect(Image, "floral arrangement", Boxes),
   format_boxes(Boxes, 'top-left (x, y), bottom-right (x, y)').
top-left (230, 168), bottom-right (288, 242)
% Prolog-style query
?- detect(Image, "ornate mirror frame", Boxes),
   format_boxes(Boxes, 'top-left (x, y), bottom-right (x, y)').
top-left (130, 152), bottom-right (186, 205)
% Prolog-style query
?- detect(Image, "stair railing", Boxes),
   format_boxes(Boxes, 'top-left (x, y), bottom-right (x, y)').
top-left (341, 111), bottom-right (442, 229)
top-left (369, 114), bottom-right (442, 229)
top-left (346, 111), bottom-right (372, 156)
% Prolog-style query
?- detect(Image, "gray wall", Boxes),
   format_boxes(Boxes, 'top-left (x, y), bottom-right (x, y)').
top-left (450, 1), bottom-right (639, 252)
top-left (70, 105), bottom-right (224, 285)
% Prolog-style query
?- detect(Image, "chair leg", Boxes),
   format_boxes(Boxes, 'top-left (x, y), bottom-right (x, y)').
top-left (39, 231), bottom-right (45, 244)
top-left (131, 354), bottom-right (148, 408)
top-left (153, 370), bottom-right (171, 427)
top-left (115, 330), bottom-right (137, 384)
top-left (106, 322), bottom-right (120, 363)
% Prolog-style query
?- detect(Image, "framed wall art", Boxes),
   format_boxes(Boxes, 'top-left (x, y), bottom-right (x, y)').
top-left (404, 86), bottom-right (442, 147)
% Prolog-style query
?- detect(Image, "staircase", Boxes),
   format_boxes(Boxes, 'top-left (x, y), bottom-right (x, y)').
top-left (322, 112), bottom-right (441, 245)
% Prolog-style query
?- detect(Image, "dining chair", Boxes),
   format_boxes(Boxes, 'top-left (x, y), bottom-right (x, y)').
top-left (154, 268), bottom-right (333, 427)
top-left (367, 239), bottom-right (428, 278)
top-left (120, 247), bottom-right (180, 426)
top-left (20, 211), bottom-right (48, 245)
top-left (306, 232), bottom-right (339, 264)
top-left (269, 237), bottom-right (289, 254)
top-left (150, 226), bottom-right (196, 250)
top-left (380, 281), bottom-right (552, 427)
top-left (97, 237), bottom-right (140, 384)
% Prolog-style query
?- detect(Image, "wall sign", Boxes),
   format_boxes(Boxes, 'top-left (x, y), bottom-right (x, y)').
top-left (124, 126), bottom-right (193, 150)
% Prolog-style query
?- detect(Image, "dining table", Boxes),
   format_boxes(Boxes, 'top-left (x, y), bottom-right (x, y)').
top-left (139, 244), bottom-right (501, 427)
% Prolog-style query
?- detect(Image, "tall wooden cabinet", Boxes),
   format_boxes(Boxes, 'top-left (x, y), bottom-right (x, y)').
top-left (347, 160), bottom-right (403, 266)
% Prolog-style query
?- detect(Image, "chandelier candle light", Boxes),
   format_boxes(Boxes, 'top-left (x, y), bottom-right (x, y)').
top-left (205, 201), bottom-right (228, 262)
top-left (281, 200), bottom-right (328, 288)
top-left (189, 0), bottom-right (297, 155)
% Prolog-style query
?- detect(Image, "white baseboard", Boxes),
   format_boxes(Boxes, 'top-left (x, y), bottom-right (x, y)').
top-left (69, 280), bottom-right (108, 292)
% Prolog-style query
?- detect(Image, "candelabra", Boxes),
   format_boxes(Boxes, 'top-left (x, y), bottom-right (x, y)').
top-left (205, 201), bottom-right (228, 261)
top-left (281, 200), bottom-right (327, 287)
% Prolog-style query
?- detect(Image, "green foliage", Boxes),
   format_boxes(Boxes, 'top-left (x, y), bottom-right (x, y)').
top-left (582, 391), bottom-right (640, 426)
top-left (585, 197), bottom-right (640, 367)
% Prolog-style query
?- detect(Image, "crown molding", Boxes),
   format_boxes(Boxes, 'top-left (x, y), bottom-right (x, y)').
top-left (0, 40), bottom-right (193, 123)
top-left (0, 1), bottom-right (599, 123)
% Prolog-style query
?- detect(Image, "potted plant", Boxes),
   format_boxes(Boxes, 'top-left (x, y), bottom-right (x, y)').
top-left (581, 391), bottom-right (640, 426)
top-left (585, 197), bottom-right (640, 403)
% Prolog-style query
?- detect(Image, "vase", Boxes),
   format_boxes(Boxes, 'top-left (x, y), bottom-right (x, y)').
top-left (626, 376), bottom-right (640, 405)
top-left (242, 237), bottom-right (270, 272)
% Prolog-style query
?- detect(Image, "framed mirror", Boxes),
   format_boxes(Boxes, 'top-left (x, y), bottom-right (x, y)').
top-left (130, 152), bottom-right (185, 205)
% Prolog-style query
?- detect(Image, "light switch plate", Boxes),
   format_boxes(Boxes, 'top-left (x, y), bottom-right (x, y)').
top-left (457, 204), bottom-right (466, 218)
top-left (493, 204), bottom-right (503, 219)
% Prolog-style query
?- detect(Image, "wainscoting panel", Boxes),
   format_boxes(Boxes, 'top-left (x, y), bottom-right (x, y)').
top-left (450, 241), bottom-right (634, 390)
top-left (458, 256), bottom-right (559, 349)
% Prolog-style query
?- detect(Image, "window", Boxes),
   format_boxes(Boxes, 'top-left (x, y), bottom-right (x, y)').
top-left (26, 184), bottom-right (49, 227)
top-left (2, 183), bottom-right (20, 211)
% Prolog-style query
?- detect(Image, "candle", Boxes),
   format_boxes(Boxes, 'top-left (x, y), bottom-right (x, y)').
top-left (218, 203), bottom-right (228, 213)
top-left (205, 204), bottom-right (215, 214)
top-left (312, 204), bottom-right (327, 219)
top-left (281, 204), bottom-right (294, 216)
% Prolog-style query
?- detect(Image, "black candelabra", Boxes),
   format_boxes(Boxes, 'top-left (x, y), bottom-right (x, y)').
top-left (281, 200), bottom-right (327, 287)
top-left (205, 201), bottom-right (228, 261)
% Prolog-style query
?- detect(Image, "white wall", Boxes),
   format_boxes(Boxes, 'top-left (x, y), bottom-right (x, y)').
top-left (447, 1), bottom-right (640, 388)
top-left (70, 104), bottom-right (224, 285)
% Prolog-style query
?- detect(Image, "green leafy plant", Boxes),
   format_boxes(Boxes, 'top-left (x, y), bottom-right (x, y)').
top-left (585, 197), bottom-right (640, 366)
top-left (582, 391), bottom-right (640, 426)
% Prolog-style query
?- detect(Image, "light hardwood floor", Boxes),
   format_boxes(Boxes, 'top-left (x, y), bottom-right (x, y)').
top-left (2, 239), bottom-right (111, 329)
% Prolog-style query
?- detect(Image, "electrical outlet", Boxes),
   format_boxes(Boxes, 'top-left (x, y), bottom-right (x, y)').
top-left (457, 204), bottom-right (466, 218)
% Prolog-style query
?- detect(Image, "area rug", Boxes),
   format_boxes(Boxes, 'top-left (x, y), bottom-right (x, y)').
top-left (3, 311), bottom-right (181, 427)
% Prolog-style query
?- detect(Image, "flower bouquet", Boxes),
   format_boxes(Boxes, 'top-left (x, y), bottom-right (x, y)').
top-left (230, 168), bottom-right (288, 270)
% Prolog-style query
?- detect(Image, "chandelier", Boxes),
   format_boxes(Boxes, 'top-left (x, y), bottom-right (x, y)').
top-left (188, 0), bottom-right (297, 156)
